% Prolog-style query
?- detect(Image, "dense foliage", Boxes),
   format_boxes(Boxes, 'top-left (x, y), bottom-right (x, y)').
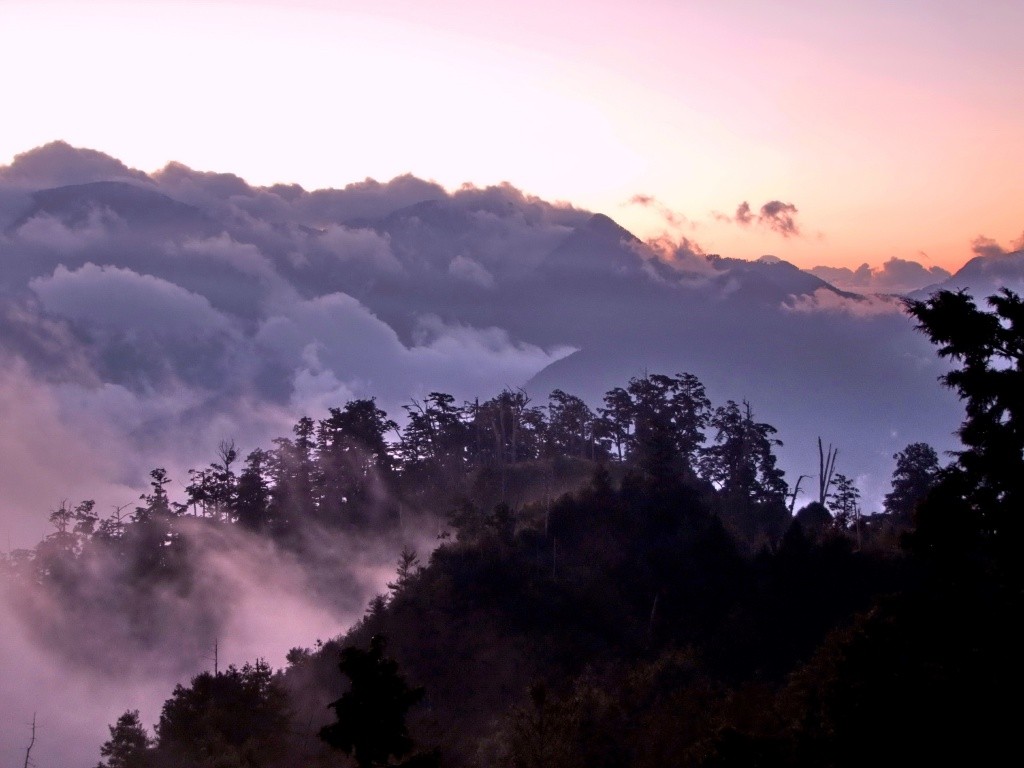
top-left (6, 289), bottom-right (1023, 766)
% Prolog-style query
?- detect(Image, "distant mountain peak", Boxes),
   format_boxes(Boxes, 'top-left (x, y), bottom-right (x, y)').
top-left (14, 180), bottom-right (213, 234)
top-left (912, 246), bottom-right (1024, 299)
top-left (585, 212), bottom-right (638, 242)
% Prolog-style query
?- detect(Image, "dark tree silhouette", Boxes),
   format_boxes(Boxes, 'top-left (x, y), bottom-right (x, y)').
top-left (828, 474), bottom-right (860, 531)
top-left (905, 289), bottom-right (1024, 576)
top-left (387, 547), bottom-right (421, 596)
top-left (883, 442), bottom-right (940, 521)
top-left (235, 448), bottom-right (273, 531)
top-left (185, 440), bottom-right (238, 521)
top-left (97, 710), bottom-right (152, 768)
top-left (319, 635), bottom-right (432, 768)
top-left (317, 398), bottom-right (399, 525)
top-left (400, 392), bottom-right (468, 470)
top-left (703, 400), bottom-right (787, 509)
top-left (596, 386), bottom-right (633, 462)
top-left (668, 372), bottom-right (713, 476)
top-left (627, 373), bottom-right (683, 483)
top-left (156, 660), bottom-right (289, 767)
top-left (133, 468), bottom-right (178, 523)
top-left (546, 389), bottom-right (597, 459)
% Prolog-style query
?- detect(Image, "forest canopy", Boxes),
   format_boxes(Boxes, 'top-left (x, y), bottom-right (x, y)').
top-left (5, 289), bottom-right (1023, 767)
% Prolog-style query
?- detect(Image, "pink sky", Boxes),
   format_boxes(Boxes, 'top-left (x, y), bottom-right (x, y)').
top-left (1, 0), bottom-right (1021, 271)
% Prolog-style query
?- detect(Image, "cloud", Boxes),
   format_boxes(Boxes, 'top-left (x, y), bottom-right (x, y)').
top-left (971, 235), bottom-right (1006, 259)
top-left (152, 161), bottom-right (254, 202)
top-left (809, 257), bottom-right (951, 294)
top-left (316, 225), bottom-right (404, 275)
top-left (970, 232), bottom-right (1024, 259)
top-left (0, 295), bottom-right (98, 384)
top-left (296, 174), bottom-right (448, 225)
top-left (0, 516), bottom-right (404, 768)
top-left (448, 254), bottom-right (496, 288)
top-left (410, 315), bottom-right (576, 385)
top-left (451, 181), bottom-right (585, 226)
top-left (0, 143), bottom-right (975, 764)
top-left (0, 359), bottom-right (133, 546)
top-left (627, 193), bottom-right (689, 230)
top-left (735, 200), bottom-right (754, 225)
top-left (256, 293), bottom-right (575, 414)
top-left (14, 208), bottom-right (119, 249)
top-left (178, 232), bottom-right (284, 283)
top-left (0, 141), bottom-right (151, 188)
top-left (642, 234), bottom-right (716, 276)
top-left (30, 263), bottom-right (235, 339)
top-left (782, 287), bottom-right (905, 316)
top-left (757, 200), bottom-right (800, 237)
top-left (717, 199), bottom-right (802, 237)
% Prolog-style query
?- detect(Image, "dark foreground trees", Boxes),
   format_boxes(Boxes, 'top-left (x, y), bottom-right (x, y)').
top-left (883, 442), bottom-right (940, 521)
top-left (74, 294), bottom-right (1024, 768)
top-left (320, 635), bottom-right (437, 768)
top-left (98, 662), bottom-right (291, 768)
top-left (156, 660), bottom-right (291, 767)
top-left (97, 710), bottom-right (152, 768)
top-left (776, 288), bottom-right (1024, 766)
top-left (905, 288), bottom-right (1024, 578)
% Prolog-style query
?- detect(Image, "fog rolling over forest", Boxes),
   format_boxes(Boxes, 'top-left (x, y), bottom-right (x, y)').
top-left (0, 521), bottom-right (388, 768)
top-left (7, 140), bottom-right (1020, 543)
top-left (2, 143), bottom-right (1024, 767)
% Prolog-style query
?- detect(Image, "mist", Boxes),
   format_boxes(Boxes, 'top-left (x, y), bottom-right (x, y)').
top-left (0, 505), bottom-right (438, 767)
top-left (2, 141), bottom-right (1020, 766)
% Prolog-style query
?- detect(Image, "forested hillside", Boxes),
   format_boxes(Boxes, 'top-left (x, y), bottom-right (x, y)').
top-left (0, 142), bottom-right (973, 547)
top-left (5, 288), bottom-right (1022, 767)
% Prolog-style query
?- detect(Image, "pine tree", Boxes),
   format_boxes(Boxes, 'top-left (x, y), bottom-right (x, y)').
top-left (97, 710), bottom-right (153, 768)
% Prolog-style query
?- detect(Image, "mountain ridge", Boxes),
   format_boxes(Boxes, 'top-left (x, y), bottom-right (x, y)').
top-left (0, 142), bottom-right (1001, 539)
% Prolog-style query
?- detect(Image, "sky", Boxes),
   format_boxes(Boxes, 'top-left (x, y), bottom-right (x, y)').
top-left (2, 4), bottom-right (1015, 758)
top-left (1, 0), bottom-right (1022, 271)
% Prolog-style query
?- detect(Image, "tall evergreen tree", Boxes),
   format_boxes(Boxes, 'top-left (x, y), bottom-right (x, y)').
top-left (703, 400), bottom-right (787, 508)
top-left (906, 289), bottom-right (1024, 579)
top-left (97, 710), bottom-right (153, 768)
top-left (883, 442), bottom-right (940, 521)
top-left (320, 635), bottom-right (432, 768)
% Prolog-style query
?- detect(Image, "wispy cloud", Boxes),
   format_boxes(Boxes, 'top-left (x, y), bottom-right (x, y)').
top-left (782, 287), bottom-right (905, 316)
top-left (626, 193), bottom-right (690, 230)
top-left (716, 199), bottom-right (802, 238)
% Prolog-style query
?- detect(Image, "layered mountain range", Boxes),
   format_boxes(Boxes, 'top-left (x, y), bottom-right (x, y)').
top-left (2, 142), bottom-right (1019, 539)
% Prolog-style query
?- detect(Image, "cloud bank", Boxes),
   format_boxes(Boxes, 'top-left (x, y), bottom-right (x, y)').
top-left (809, 257), bottom-right (952, 294)
top-left (1, 140), bottom-right (997, 765)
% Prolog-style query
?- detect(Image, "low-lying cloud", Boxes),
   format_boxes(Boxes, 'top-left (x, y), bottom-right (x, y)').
top-left (0, 139), bottom-right (989, 768)
top-left (0, 516), bottom-right (412, 768)
top-left (782, 287), bottom-right (905, 316)
top-left (31, 263), bottom-right (235, 338)
top-left (809, 257), bottom-right (951, 294)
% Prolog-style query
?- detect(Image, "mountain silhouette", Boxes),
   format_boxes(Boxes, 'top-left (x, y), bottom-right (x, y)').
top-left (0, 143), bottom-right (974, 523)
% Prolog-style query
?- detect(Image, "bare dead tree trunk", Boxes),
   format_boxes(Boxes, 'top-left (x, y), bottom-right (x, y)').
top-left (788, 474), bottom-right (810, 513)
top-left (648, 592), bottom-right (660, 644)
top-left (818, 438), bottom-right (838, 504)
top-left (24, 713), bottom-right (36, 768)
top-left (489, 409), bottom-right (507, 501)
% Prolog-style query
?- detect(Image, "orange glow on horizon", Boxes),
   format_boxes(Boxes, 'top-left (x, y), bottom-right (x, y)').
top-left (0, 0), bottom-right (1021, 274)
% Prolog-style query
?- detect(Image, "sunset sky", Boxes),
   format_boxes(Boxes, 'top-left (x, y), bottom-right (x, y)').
top-left (2, 0), bottom-right (1021, 271)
